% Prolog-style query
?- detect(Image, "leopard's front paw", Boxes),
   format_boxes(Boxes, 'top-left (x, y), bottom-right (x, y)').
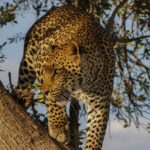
top-left (48, 122), bottom-right (70, 144)
top-left (57, 122), bottom-right (70, 144)
top-left (12, 87), bottom-right (34, 108)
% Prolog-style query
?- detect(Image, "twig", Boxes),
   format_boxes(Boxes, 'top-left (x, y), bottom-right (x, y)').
top-left (8, 72), bottom-right (14, 92)
top-left (106, 0), bottom-right (128, 33)
top-left (0, 0), bottom-right (25, 25)
top-left (116, 35), bottom-right (150, 43)
top-left (128, 50), bottom-right (150, 79)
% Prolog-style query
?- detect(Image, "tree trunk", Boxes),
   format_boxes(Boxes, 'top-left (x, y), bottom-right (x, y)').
top-left (0, 82), bottom-right (69, 150)
top-left (69, 98), bottom-right (80, 150)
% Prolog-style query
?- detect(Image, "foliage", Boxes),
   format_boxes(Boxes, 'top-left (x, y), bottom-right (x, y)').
top-left (0, 0), bottom-right (150, 131)
top-left (0, 42), bottom-right (6, 62)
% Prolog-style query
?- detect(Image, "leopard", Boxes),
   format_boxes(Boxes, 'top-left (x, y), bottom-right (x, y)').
top-left (13, 5), bottom-right (115, 150)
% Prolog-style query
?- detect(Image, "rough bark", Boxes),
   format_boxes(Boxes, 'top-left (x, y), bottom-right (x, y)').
top-left (0, 82), bottom-right (69, 150)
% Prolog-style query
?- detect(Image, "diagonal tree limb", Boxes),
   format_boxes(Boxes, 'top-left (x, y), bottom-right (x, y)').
top-left (69, 98), bottom-right (80, 150)
top-left (106, 0), bottom-right (128, 33)
top-left (0, 81), bottom-right (69, 150)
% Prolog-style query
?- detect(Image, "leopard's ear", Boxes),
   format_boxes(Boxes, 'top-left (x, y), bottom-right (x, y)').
top-left (66, 41), bottom-right (79, 55)
top-left (66, 41), bottom-right (81, 65)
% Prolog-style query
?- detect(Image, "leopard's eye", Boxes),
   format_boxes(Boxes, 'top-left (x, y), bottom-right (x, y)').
top-left (51, 44), bottom-right (57, 50)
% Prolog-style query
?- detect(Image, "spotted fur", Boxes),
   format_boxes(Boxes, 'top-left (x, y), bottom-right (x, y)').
top-left (14, 5), bottom-right (115, 150)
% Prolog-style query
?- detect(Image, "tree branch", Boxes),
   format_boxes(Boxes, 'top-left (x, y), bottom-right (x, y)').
top-left (0, 82), bottom-right (69, 150)
top-left (69, 98), bottom-right (80, 150)
top-left (128, 50), bottom-right (150, 79)
top-left (116, 35), bottom-right (150, 43)
top-left (111, 35), bottom-right (150, 44)
top-left (106, 0), bottom-right (128, 33)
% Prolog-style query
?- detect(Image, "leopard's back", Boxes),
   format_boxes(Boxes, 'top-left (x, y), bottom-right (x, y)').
top-left (15, 5), bottom-right (115, 150)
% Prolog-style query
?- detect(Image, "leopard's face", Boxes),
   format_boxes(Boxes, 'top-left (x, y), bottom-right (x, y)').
top-left (40, 42), bottom-right (82, 104)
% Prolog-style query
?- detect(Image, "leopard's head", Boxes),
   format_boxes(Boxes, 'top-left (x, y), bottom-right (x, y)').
top-left (41, 42), bottom-right (82, 105)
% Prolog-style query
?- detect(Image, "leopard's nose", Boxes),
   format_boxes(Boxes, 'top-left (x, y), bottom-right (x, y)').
top-left (41, 88), bottom-right (49, 95)
top-left (45, 90), bottom-right (49, 95)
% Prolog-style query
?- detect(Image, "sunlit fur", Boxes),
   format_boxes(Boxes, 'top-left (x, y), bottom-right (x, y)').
top-left (14, 5), bottom-right (115, 149)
